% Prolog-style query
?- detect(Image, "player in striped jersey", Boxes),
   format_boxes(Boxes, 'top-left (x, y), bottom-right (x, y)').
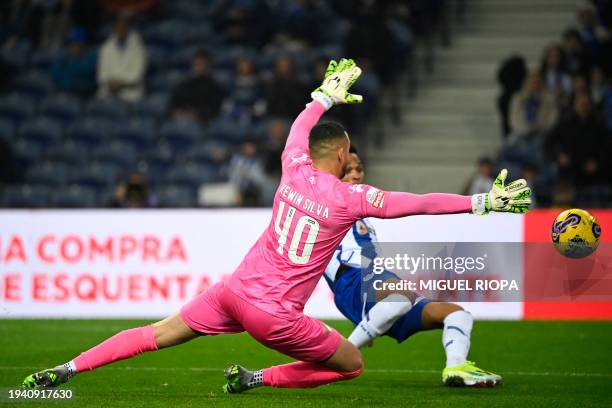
top-left (323, 148), bottom-right (502, 387)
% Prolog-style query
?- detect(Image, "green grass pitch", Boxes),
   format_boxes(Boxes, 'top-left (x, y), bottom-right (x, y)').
top-left (1, 319), bottom-right (611, 407)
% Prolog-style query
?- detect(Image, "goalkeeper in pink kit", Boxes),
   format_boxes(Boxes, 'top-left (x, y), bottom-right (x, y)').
top-left (23, 59), bottom-right (531, 392)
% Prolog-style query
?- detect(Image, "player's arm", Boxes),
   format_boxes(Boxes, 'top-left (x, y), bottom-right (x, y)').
top-left (350, 169), bottom-right (531, 219)
top-left (282, 58), bottom-right (362, 162)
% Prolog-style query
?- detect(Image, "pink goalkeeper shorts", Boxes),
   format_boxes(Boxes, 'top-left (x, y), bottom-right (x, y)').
top-left (180, 282), bottom-right (341, 363)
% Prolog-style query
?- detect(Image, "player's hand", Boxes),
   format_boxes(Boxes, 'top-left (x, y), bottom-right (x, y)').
top-left (471, 169), bottom-right (532, 215)
top-left (311, 58), bottom-right (363, 110)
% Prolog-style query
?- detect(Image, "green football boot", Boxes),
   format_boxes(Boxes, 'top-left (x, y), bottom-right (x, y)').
top-left (22, 365), bottom-right (73, 389)
top-left (223, 364), bottom-right (257, 394)
top-left (442, 361), bottom-right (502, 387)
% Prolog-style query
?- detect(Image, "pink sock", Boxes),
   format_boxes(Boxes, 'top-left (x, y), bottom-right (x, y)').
top-left (73, 325), bottom-right (158, 372)
top-left (262, 361), bottom-right (363, 388)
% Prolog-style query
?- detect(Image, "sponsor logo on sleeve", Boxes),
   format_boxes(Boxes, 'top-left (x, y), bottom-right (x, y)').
top-left (366, 187), bottom-right (385, 209)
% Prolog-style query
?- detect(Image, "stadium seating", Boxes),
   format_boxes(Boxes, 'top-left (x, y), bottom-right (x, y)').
top-left (19, 117), bottom-right (63, 148)
top-left (53, 185), bottom-right (99, 208)
top-left (25, 161), bottom-right (70, 187)
top-left (66, 118), bottom-right (115, 148)
top-left (38, 93), bottom-right (82, 125)
top-left (86, 98), bottom-right (128, 121)
top-left (13, 70), bottom-right (55, 98)
top-left (0, 94), bottom-right (35, 125)
top-left (156, 184), bottom-right (196, 207)
top-left (1, 184), bottom-right (54, 208)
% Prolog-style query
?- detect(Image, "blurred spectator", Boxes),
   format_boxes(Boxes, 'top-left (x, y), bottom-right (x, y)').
top-left (539, 44), bottom-right (572, 99)
top-left (576, 1), bottom-right (610, 57)
top-left (225, 57), bottom-right (263, 120)
top-left (99, 0), bottom-right (157, 16)
top-left (169, 50), bottom-right (224, 124)
top-left (263, 119), bottom-right (289, 179)
top-left (590, 66), bottom-right (608, 105)
top-left (497, 55), bottom-right (528, 137)
top-left (561, 28), bottom-right (591, 75)
top-left (265, 55), bottom-right (308, 118)
top-left (97, 14), bottom-right (147, 102)
top-left (107, 172), bottom-right (156, 208)
top-left (212, 0), bottom-right (271, 47)
top-left (509, 71), bottom-right (558, 138)
top-left (228, 139), bottom-right (267, 206)
top-left (462, 157), bottom-right (493, 195)
top-left (50, 27), bottom-right (97, 97)
top-left (545, 93), bottom-right (607, 186)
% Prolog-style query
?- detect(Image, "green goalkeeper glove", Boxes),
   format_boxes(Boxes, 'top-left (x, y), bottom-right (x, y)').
top-left (471, 169), bottom-right (532, 215)
top-left (311, 58), bottom-right (363, 110)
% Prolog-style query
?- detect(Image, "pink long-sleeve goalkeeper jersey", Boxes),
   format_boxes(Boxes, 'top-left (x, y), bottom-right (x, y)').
top-left (225, 100), bottom-right (472, 318)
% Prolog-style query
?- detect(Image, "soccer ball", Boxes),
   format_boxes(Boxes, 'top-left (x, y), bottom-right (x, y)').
top-left (552, 209), bottom-right (601, 258)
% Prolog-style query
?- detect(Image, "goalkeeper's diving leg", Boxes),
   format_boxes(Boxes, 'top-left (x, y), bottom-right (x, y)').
top-left (22, 313), bottom-right (199, 388)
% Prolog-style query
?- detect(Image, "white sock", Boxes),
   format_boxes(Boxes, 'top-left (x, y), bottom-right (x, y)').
top-left (442, 310), bottom-right (473, 368)
top-left (62, 361), bottom-right (77, 379)
top-left (247, 370), bottom-right (263, 388)
top-left (348, 294), bottom-right (412, 348)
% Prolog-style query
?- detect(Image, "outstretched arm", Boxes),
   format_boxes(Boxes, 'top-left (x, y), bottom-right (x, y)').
top-left (346, 169), bottom-right (532, 219)
top-left (381, 192), bottom-right (472, 218)
top-left (281, 101), bottom-right (327, 160)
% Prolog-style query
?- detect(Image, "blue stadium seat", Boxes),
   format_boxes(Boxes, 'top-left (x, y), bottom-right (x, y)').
top-left (86, 98), bottom-right (128, 121)
top-left (184, 141), bottom-right (230, 166)
top-left (113, 118), bottom-right (157, 150)
top-left (207, 118), bottom-right (248, 146)
top-left (67, 118), bottom-right (115, 148)
top-left (92, 140), bottom-right (138, 168)
top-left (159, 120), bottom-right (203, 152)
top-left (45, 140), bottom-right (89, 166)
top-left (0, 94), bottom-right (35, 125)
top-left (70, 162), bottom-right (120, 189)
top-left (156, 184), bottom-right (196, 208)
top-left (0, 118), bottom-right (16, 142)
top-left (11, 138), bottom-right (43, 168)
top-left (131, 93), bottom-right (168, 119)
top-left (146, 45), bottom-right (169, 74)
top-left (163, 161), bottom-right (216, 188)
top-left (70, 161), bottom-right (121, 189)
top-left (169, 46), bottom-right (201, 70)
top-left (143, 20), bottom-right (193, 50)
top-left (25, 161), bottom-right (70, 187)
top-left (139, 145), bottom-right (175, 181)
top-left (1, 185), bottom-right (54, 208)
top-left (19, 117), bottom-right (63, 147)
top-left (149, 69), bottom-right (187, 92)
top-left (38, 93), bottom-right (82, 124)
top-left (14, 70), bottom-right (55, 98)
top-left (30, 48), bottom-right (59, 70)
top-left (0, 46), bottom-right (29, 70)
top-left (53, 185), bottom-right (99, 208)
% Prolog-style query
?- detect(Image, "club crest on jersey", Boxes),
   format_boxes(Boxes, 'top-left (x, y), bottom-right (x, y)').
top-left (366, 187), bottom-right (385, 209)
top-left (291, 153), bottom-right (308, 164)
top-left (356, 220), bottom-right (369, 235)
top-left (348, 184), bottom-right (364, 194)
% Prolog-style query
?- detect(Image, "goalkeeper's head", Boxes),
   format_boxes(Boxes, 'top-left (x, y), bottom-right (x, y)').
top-left (309, 122), bottom-right (351, 179)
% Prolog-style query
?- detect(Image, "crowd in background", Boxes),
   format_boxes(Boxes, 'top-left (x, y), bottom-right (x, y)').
top-left (486, 0), bottom-right (612, 208)
top-left (0, 0), bottom-right (445, 208)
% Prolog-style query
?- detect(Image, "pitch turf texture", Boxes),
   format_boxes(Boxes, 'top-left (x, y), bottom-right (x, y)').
top-left (1, 320), bottom-right (611, 407)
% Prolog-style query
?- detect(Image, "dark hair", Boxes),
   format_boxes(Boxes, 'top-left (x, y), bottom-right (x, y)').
top-left (194, 49), bottom-right (210, 62)
top-left (309, 122), bottom-right (347, 158)
top-left (478, 157), bottom-right (492, 166)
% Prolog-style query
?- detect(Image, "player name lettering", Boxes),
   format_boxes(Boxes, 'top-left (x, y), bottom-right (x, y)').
top-left (278, 183), bottom-right (330, 219)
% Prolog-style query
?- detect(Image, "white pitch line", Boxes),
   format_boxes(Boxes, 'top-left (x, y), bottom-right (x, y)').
top-left (1, 366), bottom-right (611, 378)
